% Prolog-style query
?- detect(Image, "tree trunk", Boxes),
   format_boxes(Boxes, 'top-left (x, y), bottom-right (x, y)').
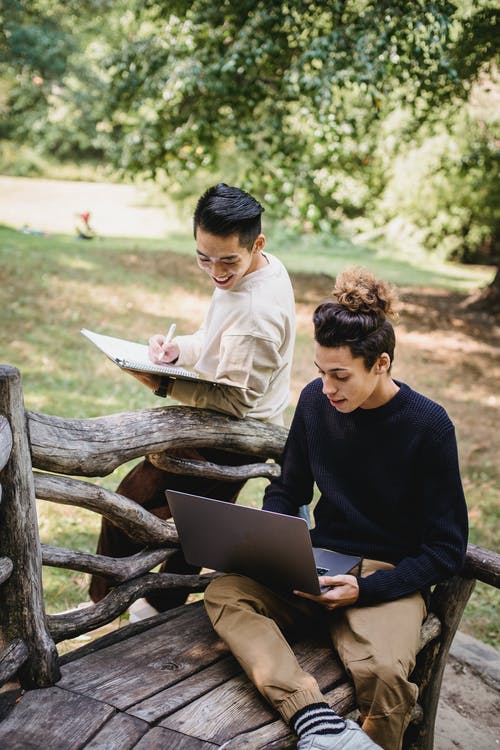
top-left (465, 265), bottom-right (500, 313)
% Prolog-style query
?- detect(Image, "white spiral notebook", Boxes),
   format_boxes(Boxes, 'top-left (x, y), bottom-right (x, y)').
top-left (81, 328), bottom-right (246, 389)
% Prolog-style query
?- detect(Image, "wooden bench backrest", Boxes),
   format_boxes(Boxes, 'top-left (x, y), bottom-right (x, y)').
top-left (0, 364), bottom-right (286, 687)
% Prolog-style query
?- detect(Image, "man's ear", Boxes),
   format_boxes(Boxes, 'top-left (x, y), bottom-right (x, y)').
top-left (252, 234), bottom-right (266, 253)
top-left (376, 353), bottom-right (391, 373)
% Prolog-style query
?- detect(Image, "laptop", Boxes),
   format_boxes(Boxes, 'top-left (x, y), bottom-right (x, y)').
top-left (166, 490), bottom-right (362, 596)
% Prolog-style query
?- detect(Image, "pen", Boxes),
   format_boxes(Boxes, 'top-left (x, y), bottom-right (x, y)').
top-left (163, 323), bottom-right (176, 349)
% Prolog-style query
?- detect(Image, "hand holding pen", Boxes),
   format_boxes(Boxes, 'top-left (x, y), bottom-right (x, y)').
top-left (148, 323), bottom-right (180, 364)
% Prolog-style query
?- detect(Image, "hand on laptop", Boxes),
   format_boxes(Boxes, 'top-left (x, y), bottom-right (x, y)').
top-left (294, 574), bottom-right (359, 611)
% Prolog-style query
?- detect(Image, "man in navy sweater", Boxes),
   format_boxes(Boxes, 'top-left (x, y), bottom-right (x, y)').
top-left (204, 267), bottom-right (468, 750)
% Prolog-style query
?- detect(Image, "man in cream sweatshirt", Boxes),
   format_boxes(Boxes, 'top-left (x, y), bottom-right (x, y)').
top-left (89, 183), bottom-right (298, 611)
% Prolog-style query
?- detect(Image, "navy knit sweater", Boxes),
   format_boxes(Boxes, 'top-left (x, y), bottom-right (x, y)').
top-left (263, 379), bottom-right (468, 606)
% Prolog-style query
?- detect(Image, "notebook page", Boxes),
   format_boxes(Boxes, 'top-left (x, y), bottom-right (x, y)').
top-left (81, 329), bottom-right (199, 379)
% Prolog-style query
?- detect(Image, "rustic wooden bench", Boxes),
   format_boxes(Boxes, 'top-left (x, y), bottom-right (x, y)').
top-left (0, 364), bottom-right (498, 749)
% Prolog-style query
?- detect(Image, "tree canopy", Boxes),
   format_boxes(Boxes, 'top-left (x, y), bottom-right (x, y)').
top-left (2, 1), bottom-right (499, 305)
top-left (101, 4), bottom-right (494, 183)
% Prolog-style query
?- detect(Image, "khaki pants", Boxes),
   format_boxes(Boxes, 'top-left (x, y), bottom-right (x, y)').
top-left (204, 560), bottom-right (426, 750)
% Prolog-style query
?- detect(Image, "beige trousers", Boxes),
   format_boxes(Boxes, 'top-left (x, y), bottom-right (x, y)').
top-left (204, 560), bottom-right (426, 750)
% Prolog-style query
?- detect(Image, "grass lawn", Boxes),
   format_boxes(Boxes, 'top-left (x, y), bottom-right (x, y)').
top-left (1, 222), bottom-right (498, 647)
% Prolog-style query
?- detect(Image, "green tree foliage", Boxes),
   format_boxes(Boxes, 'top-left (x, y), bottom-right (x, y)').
top-left (1, 0), bottom-right (114, 158)
top-left (105, 2), bottom-right (471, 208)
top-left (377, 104), bottom-right (499, 263)
top-left (1, 0), bottom-right (74, 78)
top-left (1, 1), bottom-right (499, 304)
top-left (1, 0), bottom-right (73, 139)
top-left (99, 0), bottom-right (499, 305)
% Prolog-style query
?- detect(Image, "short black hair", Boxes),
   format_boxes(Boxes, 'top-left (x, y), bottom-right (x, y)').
top-left (193, 183), bottom-right (264, 249)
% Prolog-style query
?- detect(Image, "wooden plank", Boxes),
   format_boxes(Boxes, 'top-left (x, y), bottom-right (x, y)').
top-left (202, 681), bottom-right (356, 750)
top-left (133, 726), bottom-right (218, 750)
top-left (291, 636), bottom-right (346, 689)
top-left (219, 719), bottom-right (294, 750)
top-left (324, 682), bottom-right (356, 718)
top-left (0, 685), bottom-right (115, 750)
top-left (84, 713), bottom-right (149, 749)
top-left (129, 653), bottom-right (243, 723)
top-left (0, 687), bottom-right (23, 724)
top-left (161, 672), bottom-right (276, 743)
top-left (59, 604), bottom-right (189, 665)
top-left (57, 603), bottom-right (228, 709)
top-left (160, 636), bottom-right (344, 743)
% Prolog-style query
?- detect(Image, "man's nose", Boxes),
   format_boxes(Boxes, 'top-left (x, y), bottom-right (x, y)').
top-left (322, 377), bottom-right (337, 395)
top-left (210, 259), bottom-right (226, 272)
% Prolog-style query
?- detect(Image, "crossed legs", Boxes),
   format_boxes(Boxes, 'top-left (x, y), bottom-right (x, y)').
top-left (204, 564), bottom-right (425, 750)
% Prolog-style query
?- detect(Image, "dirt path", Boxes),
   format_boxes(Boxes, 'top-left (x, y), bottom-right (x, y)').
top-left (0, 175), bottom-right (184, 237)
top-left (1, 175), bottom-right (498, 749)
top-left (437, 656), bottom-right (499, 749)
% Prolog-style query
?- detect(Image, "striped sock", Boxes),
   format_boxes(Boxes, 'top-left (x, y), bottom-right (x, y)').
top-left (292, 702), bottom-right (346, 738)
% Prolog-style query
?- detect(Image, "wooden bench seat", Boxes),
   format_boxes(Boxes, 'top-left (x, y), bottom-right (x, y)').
top-left (0, 600), bottom-right (442, 750)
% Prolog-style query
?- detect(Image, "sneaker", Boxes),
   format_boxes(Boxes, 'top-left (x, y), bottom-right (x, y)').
top-left (128, 597), bottom-right (160, 622)
top-left (297, 720), bottom-right (382, 749)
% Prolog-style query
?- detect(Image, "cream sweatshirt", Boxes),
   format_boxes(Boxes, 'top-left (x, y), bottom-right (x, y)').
top-left (170, 253), bottom-right (296, 424)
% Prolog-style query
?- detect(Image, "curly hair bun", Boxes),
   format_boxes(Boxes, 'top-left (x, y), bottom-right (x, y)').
top-left (333, 266), bottom-right (398, 320)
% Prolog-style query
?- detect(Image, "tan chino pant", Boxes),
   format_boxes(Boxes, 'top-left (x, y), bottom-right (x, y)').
top-left (204, 559), bottom-right (426, 750)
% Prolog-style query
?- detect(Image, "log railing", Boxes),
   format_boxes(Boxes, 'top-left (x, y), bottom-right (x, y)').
top-left (0, 364), bottom-right (287, 687)
top-left (0, 366), bottom-right (59, 688)
top-left (0, 363), bottom-right (498, 750)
